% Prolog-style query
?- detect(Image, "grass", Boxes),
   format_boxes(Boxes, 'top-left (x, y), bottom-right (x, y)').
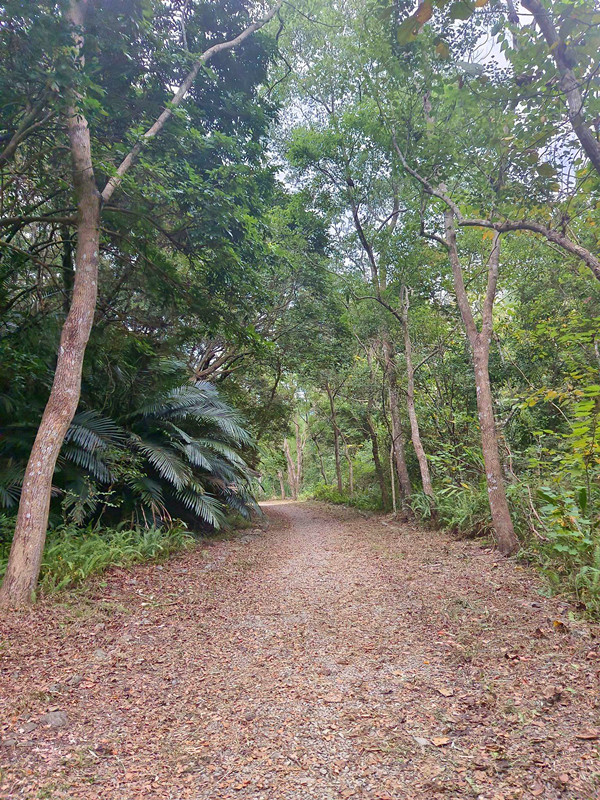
top-left (0, 521), bottom-right (194, 595)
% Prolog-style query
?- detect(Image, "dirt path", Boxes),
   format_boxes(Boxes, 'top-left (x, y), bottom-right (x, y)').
top-left (1, 502), bottom-right (600, 799)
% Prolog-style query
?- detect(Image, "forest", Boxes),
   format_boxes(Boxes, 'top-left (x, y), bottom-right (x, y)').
top-left (3, 2), bottom-right (600, 798)
top-left (1, 0), bottom-right (600, 609)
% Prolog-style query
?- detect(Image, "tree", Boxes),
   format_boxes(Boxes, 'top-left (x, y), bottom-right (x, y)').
top-left (0, 0), bottom-right (283, 606)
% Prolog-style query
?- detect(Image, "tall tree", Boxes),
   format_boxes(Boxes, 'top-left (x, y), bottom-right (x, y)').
top-left (0, 0), bottom-right (283, 606)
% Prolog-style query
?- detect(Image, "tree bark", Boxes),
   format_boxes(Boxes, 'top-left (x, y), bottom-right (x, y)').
top-left (382, 336), bottom-right (412, 500)
top-left (277, 469), bottom-right (286, 501)
top-left (0, 0), bottom-right (100, 607)
top-left (0, 0), bottom-right (283, 606)
top-left (283, 438), bottom-right (298, 501)
top-left (366, 413), bottom-right (389, 508)
top-left (401, 287), bottom-right (434, 503)
top-left (293, 416), bottom-right (308, 496)
top-left (444, 210), bottom-right (519, 555)
top-left (326, 383), bottom-right (344, 494)
top-left (340, 432), bottom-right (354, 495)
top-left (389, 444), bottom-right (397, 513)
top-left (312, 435), bottom-right (329, 483)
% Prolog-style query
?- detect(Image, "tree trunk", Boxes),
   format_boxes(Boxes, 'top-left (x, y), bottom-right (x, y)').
top-left (312, 436), bottom-right (328, 483)
top-left (326, 383), bottom-right (343, 494)
top-left (341, 432), bottom-right (354, 495)
top-left (277, 469), bottom-right (286, 501)
top-left (382, 337), bottom-right (412, 500)
top-left (444, 210), bottom-right (519, 556)
top-left (389, 444), bottom-right (397, 513)
top-left (0, 0), bottom-right (100, 607)
top-left (472, 344), bottom-right (518, 553)
top-left (283, 438), bottom-right (298, 500)
top-left (293, 416), bottom-right (308, 495)
top-left (401, 287), bottom-right (434, 504)
top-left (366, 413), bottom-right (389, 508)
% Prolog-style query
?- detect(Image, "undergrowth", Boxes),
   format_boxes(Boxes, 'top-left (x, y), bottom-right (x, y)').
top-left (0, 517), bottom-right (194, 595)
top-left (409, 483), bottom-right (600, 618)
top-left (312, 483), bottom-right (383, 512)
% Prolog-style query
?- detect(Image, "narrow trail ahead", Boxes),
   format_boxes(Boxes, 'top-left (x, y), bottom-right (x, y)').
top-left (1, 502), bottom-right (599, 799)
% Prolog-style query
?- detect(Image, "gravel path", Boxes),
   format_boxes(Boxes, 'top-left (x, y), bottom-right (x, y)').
top-left (1, 501), bottom-right (600, 799)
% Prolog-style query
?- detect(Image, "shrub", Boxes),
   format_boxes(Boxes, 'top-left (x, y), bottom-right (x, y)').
top-left (313, 483), bottom-right (347, 505)
top-left (312, 483), bottom-right (383, 512)
top-left (431, 483), bottom-right (494, 539)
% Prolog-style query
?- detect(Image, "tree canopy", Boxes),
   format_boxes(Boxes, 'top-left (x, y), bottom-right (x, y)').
top-left (1, 0), bottom-right (600, 609)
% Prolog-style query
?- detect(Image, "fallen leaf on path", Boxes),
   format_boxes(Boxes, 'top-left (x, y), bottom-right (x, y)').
top-left (438, 687), bottom-right (454, 697)
top-left (432, 736), bottom-right (450, 746)
top-left (576, 729), bottom-right (600, 740)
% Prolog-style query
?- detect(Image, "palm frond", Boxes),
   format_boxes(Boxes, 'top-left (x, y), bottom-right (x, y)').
top-left (133, 437), bottom-right (192, 489)
top-left (65, 410), bottom-right (124, 452)
top-left (193, 438), bottom-right (249, 468)
top-left (60, 445), bottom-right (113, 483)
top-left (0, 464), bottom-right (23, 509)
top-left (176, 485), bottom-right (224, 528)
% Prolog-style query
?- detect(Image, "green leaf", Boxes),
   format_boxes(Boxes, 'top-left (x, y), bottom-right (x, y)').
top-left (449, 1), bottom-right (475, 20)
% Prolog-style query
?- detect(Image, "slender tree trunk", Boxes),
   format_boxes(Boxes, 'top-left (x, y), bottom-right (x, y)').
top-left (0, 0), bottom-right (100, 607)
top-left (401, 287), bottom-right (434, 504)
top-left (293, 416), bottom-right (308, 495)
top-left (326, 383), bottom-right (343, 494)
top-left (389, 444), bottom-right (397, 513)
top-left (472, 345), bottom-right (517, 551)
top-left (312, 436), bottom-right (328, 483)
top-left (382, 337), bottom-right (412, 500)
top-left (277, 469), bottom-right (286, 501)
top-left (444, 210), bottom-right (519, 555)
top-left (366, 413), bottom-right (389, 508)
top-left (283, 439), bottom-right (298, 501)
top-left (340, 432), bottom-right (354, 495)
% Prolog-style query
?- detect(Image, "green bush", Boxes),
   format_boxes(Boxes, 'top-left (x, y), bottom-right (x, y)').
top-left (312, 483), bottom-right (383, 512)
top-left (430, 483), bottom-right (494, 539)
top-left (313, 483), bottom-right (347, 504)
top-left (0, 519), bottom-right (194, 595)
top-left (524, 484), bottom-right (600, 614)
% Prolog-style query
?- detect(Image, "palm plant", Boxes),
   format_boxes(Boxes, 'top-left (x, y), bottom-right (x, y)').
top-left (0, 380), bottom-right (257, 530)
top-left (128, 381), bottom-right (257, 528)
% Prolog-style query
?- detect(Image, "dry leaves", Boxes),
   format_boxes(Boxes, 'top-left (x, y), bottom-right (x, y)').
top-left (0, 501), bottom-right (599, 800)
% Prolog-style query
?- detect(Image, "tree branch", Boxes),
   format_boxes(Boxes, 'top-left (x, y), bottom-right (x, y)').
top-left (101, 1), bottom-right (283, 204)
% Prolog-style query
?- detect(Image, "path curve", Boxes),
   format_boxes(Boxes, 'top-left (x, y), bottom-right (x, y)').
top-left (1, 501), bottom-right (599, 799)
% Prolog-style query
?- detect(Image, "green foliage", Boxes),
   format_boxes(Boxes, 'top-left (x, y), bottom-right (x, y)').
top-left (525, 485), bottom-right (600, 614)
top-left (429, 484), bottom-right (494, 539)
top-left (313, 483), bottom-right (383, 512)
top-left (313, 483), bottom-right (347, 505)
top-left (0, 520), bottom-right (193, 595)
top-left (0, 372), bottom-right (258, 532)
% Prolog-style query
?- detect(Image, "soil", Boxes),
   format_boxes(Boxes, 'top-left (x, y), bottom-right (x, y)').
top-left (1, 501), bottom-right (599, 799)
